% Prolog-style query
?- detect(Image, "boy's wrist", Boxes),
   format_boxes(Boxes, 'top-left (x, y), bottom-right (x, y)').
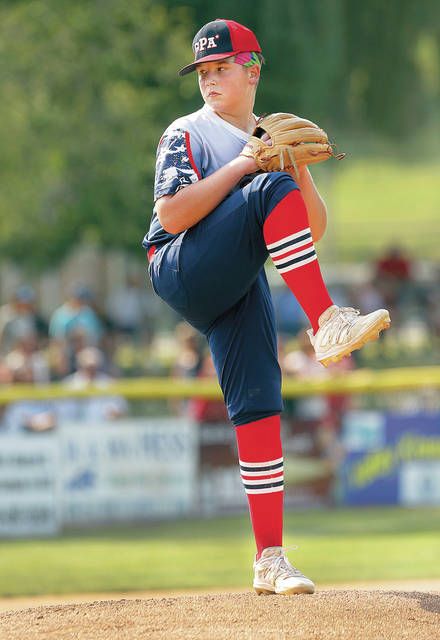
top-left (234, 154), bottom-right (259, 176)
top-left (297, 165), bottom-right (309, 178)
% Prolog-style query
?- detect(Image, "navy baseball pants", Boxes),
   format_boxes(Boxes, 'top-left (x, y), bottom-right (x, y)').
top-left (149, 172), bottom-right (299, 426)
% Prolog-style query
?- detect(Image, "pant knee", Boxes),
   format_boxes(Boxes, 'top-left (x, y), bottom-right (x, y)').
top-left (246, 172), bottom-right (300, 225)
top-left (224, 374), bottom-right (283, 427)
top-left (231, 409), bottom-right (282, 427)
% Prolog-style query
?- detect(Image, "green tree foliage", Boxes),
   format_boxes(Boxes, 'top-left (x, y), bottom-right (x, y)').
top-left (257, 0), bottom-right (344, 125)
top-left (0, 1), bottom-right (438, 268)
top-left (340, 0), bottom-right (439, 134)
top-left (0, 0), bottom-right (192, 268)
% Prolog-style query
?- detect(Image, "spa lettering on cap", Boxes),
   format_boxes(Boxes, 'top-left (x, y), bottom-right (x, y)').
top-left (194, 35), bottom-right (219, 53)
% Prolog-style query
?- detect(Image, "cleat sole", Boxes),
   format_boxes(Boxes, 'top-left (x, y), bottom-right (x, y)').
top-left (277, 586), bottom-right (315, 595)
top-left (254, 587), bottom-right (275, 596)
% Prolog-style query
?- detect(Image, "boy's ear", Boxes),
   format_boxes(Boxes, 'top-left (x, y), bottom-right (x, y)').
top-left (248, 66), bottom-right (260, 86)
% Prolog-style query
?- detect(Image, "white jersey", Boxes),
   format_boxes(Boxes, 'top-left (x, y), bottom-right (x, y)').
top-left (143, 104), bottom-right (252, 249)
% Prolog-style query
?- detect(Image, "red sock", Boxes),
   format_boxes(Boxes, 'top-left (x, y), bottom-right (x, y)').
top-left (263, 189), bottom-right (333, 333)
top-left (235, 415), bottom-right (283, 558)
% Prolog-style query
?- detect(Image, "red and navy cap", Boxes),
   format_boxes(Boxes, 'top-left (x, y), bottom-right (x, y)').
top-left (178, 19), bottom-right (262, 77)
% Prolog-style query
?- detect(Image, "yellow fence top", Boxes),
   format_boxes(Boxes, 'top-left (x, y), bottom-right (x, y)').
top-left (0, 366), bottom-right (439, 404)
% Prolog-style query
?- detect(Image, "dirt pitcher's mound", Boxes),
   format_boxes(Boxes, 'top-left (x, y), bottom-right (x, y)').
top-left (1, 590), bottom-right (439, 640)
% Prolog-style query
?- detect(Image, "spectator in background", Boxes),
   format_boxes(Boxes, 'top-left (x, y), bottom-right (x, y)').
top-left (59, 346), bottom-right (128, 422)
top-left (374, 245), bottom-right (414, 312)
top-left (172, 322), bottom-right (204, 379)
top-left (5, 332), bottom-right (50, 384)
top-left (107, 273), bottom-right (159, 339)
top-left (283, 330), bottom-right (329, 422)
top-left (283, 330), bottom-right (353, 424)
top-left (49, 285), bottom-right (103, 377)
top-left (0, 285), bottom-right (48, 356)
top-left (375, 245), bottom-right (413, 282)
top-left (1, 351), bottom-right (56, 434)
top-left (272, 285), bottom-right (306, 337)
top-left (188, 351), bottom-right (228, 423)
top-left (351, 280), bottom-right (386, 315)
top-left (0, 361), bottom-right (12, 384)
top-left (171, 322), bottom-right (204, 418)
top-left (49, 285), bottom-right (103, 345)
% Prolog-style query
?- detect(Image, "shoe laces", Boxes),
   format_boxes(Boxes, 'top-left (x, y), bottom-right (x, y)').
top-left (322, 306), bottom-right (360, 343)
top-left (257, 546), bottom-right (304, 580)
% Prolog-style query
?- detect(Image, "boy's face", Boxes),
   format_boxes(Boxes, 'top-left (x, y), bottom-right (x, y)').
top-left (196, 57), bottom-right (259, 113)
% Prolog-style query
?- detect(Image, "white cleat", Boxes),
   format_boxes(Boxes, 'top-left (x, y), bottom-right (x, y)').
top-left (253, 546), bottom-right (315, 596)
top-left (307, 305), bottom-right (391, 367)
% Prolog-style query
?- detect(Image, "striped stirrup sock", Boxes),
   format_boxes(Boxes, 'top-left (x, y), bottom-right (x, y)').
top-left (267, 227), bottom-right (316, 273)
top-left (235, 416), bottom-right (284, 557)
top-left (263, 189), bottom-right (333, 333)
top-left (239, 456), bottom-right (284, 495)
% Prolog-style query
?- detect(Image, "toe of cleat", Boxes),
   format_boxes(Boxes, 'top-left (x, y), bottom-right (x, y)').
top-left (320, 319), bottom-right (391, 367)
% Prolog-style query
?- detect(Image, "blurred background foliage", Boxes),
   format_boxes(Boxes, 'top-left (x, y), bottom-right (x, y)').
top-left (0, 0), bottom-right (439, 269)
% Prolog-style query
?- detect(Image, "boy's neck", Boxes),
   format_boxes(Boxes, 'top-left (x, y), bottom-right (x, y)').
top-left (214, 110), bottom-right (257, 134)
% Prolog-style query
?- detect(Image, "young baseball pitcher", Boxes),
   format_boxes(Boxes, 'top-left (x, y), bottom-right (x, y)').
top-left (143, 19), bottom-right (390, 595)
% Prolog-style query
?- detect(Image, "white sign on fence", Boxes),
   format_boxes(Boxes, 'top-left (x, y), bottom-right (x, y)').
top-left (399, 461), bottom-right (440, 506)
top-left (0, 435), bottom-right (60, 536)
top-left (60, 418), bottom-right (199, 525)
top-left (0, 418), bottom-right (198, 537)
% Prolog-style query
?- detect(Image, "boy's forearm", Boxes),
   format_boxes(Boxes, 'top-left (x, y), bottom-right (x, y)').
top-left (156, 156), bottom-right (257, 234)
top-left (295, 166), bottom-right (328, 242)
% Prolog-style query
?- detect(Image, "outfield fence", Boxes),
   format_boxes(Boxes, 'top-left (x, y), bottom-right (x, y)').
top-left (1, 366), bottom-right (439, 538)
top-left (0, 366), bottom-right (439, 404)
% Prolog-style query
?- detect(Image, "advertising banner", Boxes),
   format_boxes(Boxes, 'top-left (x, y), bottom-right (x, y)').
top-left (0, 418), bottom-right (198, 536)
top-left (60, 418), bottom-right (199, 525)
top-left (0, 435), bottom-right (60, 536)
top-left (340, 411), bottom-right (440, 505)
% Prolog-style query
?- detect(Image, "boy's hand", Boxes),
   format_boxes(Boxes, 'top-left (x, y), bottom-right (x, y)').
top-left (238, 149), bottom-right (261, 174)
top-left (239, 133), bottom-right (272, 173)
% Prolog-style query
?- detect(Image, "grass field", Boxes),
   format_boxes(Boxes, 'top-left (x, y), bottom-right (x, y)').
top-left (1, 507), bottom-right (439, 597)
top-left (311, 159), bottom-right (440, 262)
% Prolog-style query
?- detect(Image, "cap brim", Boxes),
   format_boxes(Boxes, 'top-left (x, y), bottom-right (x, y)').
top-left (178, 51), bottom-right (236, 76)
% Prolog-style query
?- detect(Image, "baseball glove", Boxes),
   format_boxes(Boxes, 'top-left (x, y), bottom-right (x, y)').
top-left (240, 112), bottom-right (345, 176)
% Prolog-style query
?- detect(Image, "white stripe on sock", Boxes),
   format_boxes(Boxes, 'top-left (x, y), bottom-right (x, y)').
top-left (278, 253), bottom-right (317, 274)
top-left (241, 475), bottom-right (284, 485)
top-left (272, 244), bottom-right (315, 267)
top-left (245, 485), bottom-right (284, 495)
top-left (270, 235), bottom-right (313, 258)
top-left (239, 456), bottom-right (283, 468)
top-left (240, 468), bottom-right (284, 477)
top-left (266, 228), bottom-right (311, 251)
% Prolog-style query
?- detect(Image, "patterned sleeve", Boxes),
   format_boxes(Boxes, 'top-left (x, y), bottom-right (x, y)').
top-left (154, 128), bottom-right (202, 200)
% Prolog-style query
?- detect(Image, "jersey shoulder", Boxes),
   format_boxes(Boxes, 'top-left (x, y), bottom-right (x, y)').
top-left (161, 107), bottom-right (208, 140)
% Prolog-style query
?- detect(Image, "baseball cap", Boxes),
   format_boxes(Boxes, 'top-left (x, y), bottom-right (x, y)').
top-left (178, 19), bottom-right (262, 77)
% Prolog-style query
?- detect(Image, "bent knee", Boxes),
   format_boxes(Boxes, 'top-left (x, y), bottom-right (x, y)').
top-left (247, 172), bottom-right (300, 222)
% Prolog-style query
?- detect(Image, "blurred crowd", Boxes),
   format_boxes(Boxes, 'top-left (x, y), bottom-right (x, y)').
top-left (0, 246), bottom-right (439, 435)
